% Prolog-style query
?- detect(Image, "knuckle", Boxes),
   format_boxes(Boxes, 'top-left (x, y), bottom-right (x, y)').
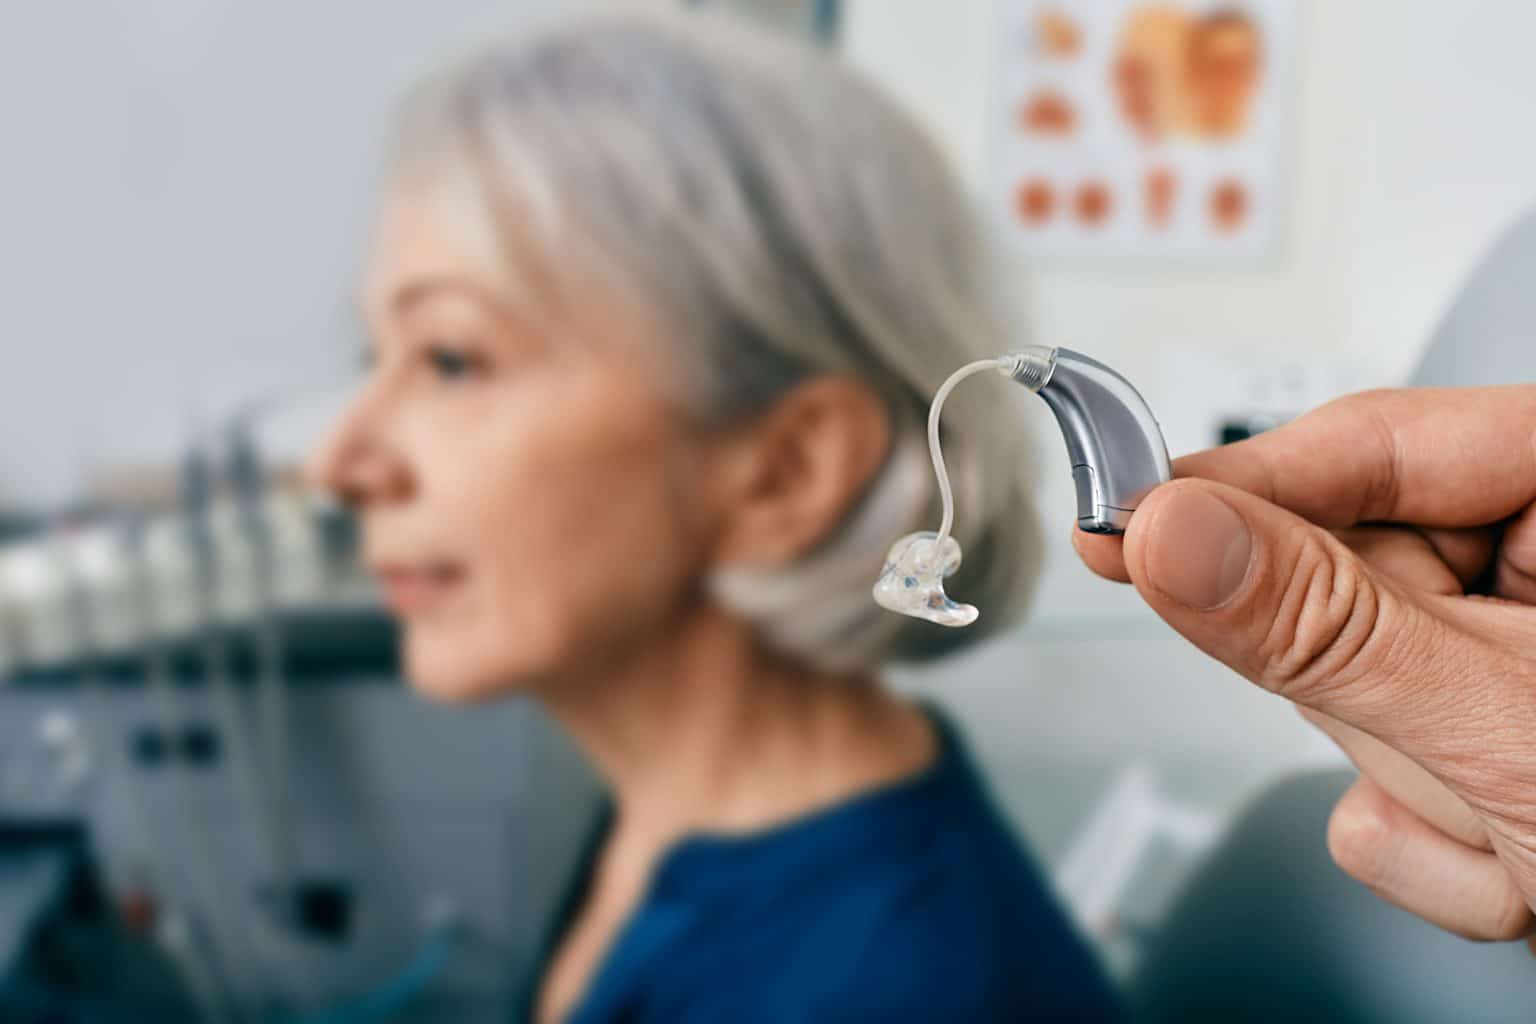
top-left (1480, 890), bottom-right (1535, 943)
top-left (1316, 391), bottom-right (1403, 520)
top-left (1257, 532), bottom-right (1396, 703)
top-left (1326, 787), bottom-right (1395, 885)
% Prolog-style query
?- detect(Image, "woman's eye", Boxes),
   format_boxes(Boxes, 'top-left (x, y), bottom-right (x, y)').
top-left (426, 344), bottom-right (486, 381)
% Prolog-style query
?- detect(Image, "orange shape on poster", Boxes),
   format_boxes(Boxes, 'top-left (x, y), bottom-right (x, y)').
top-left (1020, 90), bottom-right (1077, 136)
top-left (1111, 4), bottom-right (1263, 143)
top-left (1188, 11), bottom-right (1263, 138)
top-left (1015, 178), bottom-right (1057, 226)
top-left (1037, 10), bottom-right (1082, 58)
top-left (1075, 181), bottom-right (1113, 227)
top-left (1209, 178), bottom-right (1248, 232)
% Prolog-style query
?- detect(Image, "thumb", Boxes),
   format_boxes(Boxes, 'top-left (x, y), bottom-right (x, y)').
top-left (1122, 479), bottom-right (1516, 755)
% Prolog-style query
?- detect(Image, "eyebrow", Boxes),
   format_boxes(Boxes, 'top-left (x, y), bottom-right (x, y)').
top-left (363, 275), bottom-right (563, 360)
top-left (354, 278), bottom-right (503, 357)
top-left (388, 277), bottom-right (507, 318)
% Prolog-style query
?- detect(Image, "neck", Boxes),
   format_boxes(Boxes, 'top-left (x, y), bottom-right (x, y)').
top-left (537, 603), bottom-right (935, 859)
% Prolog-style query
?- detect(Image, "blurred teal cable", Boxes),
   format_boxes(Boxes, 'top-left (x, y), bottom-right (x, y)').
top-left (276, 925), bottom-right (457, 1024)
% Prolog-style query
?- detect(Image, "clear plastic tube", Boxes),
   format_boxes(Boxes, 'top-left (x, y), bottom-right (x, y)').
top-left (927, 358), bottom-right (1009, 553)
top-left (874, 354), bottom-right (1031, 628)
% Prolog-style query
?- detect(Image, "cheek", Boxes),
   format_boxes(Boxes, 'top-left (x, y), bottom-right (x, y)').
top-left (399, 379), bottom-right (706, 696)
top-left (477, 430), bottom-right (702, 663)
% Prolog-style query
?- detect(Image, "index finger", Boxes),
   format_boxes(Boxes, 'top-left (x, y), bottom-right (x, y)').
top-left (1176, 386), bottom-right (1536, 528)
top-left (1074, 385), bottom-right (1536, 583)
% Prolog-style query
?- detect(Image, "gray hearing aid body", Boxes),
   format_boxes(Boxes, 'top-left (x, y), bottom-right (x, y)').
top-left (1004, 346), bottom-right (1172, 535)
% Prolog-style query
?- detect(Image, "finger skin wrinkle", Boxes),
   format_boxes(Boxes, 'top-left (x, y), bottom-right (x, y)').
top-left (1259, 537), bottom-right (1386, 706)
top-left (1357, 396), bottom-right (1404, 525)
top-left (1458, 745), bottom-right (1536, 844)
top-left (1255, 529), bottom-right (1323, 696)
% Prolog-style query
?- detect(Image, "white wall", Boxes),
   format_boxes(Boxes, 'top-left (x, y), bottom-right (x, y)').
top-left (1345, 2), bottom-right (1536, 367)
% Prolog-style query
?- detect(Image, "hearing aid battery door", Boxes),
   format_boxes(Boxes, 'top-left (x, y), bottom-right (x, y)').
top-left (1070, 463), bottom-right (1135, 535)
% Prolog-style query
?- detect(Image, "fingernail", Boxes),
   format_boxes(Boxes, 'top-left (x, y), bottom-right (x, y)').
top-left (1145, 488), bottom-right (1253, 610)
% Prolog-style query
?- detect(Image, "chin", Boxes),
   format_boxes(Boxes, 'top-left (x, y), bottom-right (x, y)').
top-left (401, 626), bottom-right (537, 704)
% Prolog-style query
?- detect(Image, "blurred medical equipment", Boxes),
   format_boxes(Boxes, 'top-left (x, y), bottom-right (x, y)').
top-left (1054, 762), bottom-right (1219, 943)
top-left (877, 347), bottom-right (1170, 626)
top-left (0, 404), bottom-right (594, 1022)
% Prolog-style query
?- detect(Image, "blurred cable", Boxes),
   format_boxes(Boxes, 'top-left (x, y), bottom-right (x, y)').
top-left (276, 922), bottom-right (458, 1024)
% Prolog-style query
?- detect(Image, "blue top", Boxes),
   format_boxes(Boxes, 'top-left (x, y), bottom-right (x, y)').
top-left (520, 710), bottom-right (1121, 1022)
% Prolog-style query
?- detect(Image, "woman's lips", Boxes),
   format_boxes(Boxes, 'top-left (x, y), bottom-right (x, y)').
top-left (375, 564), bottom-right (465, 615)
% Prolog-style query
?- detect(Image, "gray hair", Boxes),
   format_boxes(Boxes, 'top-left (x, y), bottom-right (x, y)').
top-left (389, 11), bottom-right (1043, 672)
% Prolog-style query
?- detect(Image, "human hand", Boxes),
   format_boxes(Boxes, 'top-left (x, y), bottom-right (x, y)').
top-left (1075, 387), bottom-right (1536, 946)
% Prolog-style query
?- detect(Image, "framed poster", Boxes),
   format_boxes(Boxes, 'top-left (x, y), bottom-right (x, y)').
top-left (991, 1), bottom-right (1296, 266)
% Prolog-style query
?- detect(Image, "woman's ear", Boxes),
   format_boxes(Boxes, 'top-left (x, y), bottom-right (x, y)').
top-left (708, 376), bottom-right (893, 569)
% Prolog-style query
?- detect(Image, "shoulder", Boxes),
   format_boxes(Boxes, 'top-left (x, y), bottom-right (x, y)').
top-left (802, 718), bottom-right (1122, 1019)
top-left (753, 803), bottom-right (1119, 1020)
top-left (807, 846), bottom-right (1120, 1020)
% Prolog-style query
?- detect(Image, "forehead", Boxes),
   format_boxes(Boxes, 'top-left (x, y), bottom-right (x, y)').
top-left (357, 174), bottom-right (686, 398)
top-left (364, 184), bottom-right (510, 311)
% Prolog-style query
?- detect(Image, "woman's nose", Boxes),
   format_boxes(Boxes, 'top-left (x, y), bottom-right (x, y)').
top-left (306, 399), bottom-right (412, 507)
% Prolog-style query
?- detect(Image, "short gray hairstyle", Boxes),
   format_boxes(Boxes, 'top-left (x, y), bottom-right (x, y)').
top-left (389, 10), bottom-right (1043, 672)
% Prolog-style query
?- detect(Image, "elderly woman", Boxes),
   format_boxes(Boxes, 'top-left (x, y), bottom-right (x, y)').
top-left (311, 12), bottom-right (1118, 1022)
